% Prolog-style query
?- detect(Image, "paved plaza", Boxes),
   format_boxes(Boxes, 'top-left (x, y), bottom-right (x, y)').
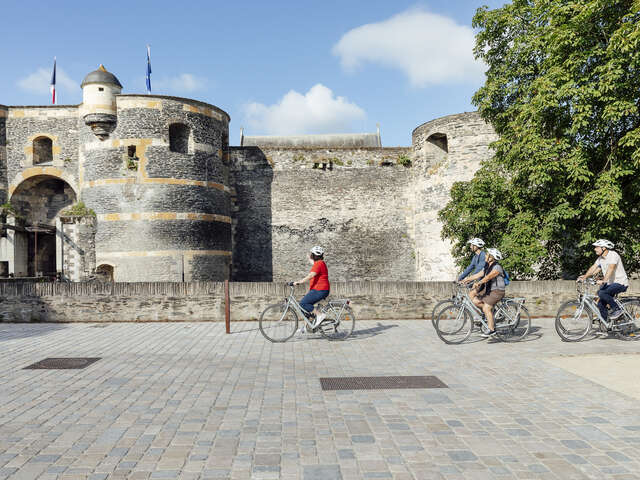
top-left (1, 319), bottom-right (640, 480)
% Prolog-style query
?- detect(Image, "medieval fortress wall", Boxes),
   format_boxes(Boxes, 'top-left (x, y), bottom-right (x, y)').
top-left (0, 66), bottom-right (497, 282)
top-left (229, 112), bottom-right (497, 282)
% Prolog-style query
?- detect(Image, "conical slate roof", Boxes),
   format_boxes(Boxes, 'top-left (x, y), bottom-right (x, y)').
top-left (81, 64), bottom-right (123, 88)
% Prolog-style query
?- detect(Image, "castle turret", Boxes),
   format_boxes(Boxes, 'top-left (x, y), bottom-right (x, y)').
top-left (81, 65), bottom-right (122, 140)
top-left (80, 91), bottom-right (232, 282)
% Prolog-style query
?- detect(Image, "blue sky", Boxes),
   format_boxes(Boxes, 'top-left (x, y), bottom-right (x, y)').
top-left (1, 0), bottom-right (507, 146)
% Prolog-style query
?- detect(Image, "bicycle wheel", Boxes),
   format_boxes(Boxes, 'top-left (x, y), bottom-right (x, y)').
top-left (555, 301), bottom-right (591, 342)
top-left (616, 299), bottom-right (640, 340)
top-left (496, 304), bottom-right (531, 342)
top-left (431, 299), bottom-right (454, 327)
top-left (435, 305), bottom-right (472, 344)
top-left (259, 303), bottom-right (298, 342)
top-left (319, 305), bottom-right (355, 340)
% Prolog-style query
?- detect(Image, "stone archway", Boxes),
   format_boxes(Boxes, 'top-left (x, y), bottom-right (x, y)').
top-left (9, 175), bottom-right (77, 277)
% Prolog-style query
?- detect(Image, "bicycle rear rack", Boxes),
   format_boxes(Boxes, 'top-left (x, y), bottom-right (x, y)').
top-left (328, 299), bottom-right (350, 307)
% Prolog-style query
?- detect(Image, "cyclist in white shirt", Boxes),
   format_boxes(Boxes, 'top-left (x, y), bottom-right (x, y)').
top-left (577, 239), bottom-right (629, 320)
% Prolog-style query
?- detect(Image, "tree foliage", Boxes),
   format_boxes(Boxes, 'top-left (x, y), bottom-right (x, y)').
top-left (440, 0), bottom-right (640, 278)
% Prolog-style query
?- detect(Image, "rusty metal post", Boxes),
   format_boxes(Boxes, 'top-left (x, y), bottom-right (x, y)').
top-left (34, 230), bottom-right (38, 276)
top-left (225, 279), bottom-right (230, 334)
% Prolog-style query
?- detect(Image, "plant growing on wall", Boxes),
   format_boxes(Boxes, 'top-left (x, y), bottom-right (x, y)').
top-left (0, 202), bottom-right (19, 217)
top-left (62, 201), bottom-right (96, 218)
top-left (440, 0), bottom-right (640, 279)
top-left (397, 155), bottom-right (412, 167)
top-left (126, 157), bottom-right (138, 171)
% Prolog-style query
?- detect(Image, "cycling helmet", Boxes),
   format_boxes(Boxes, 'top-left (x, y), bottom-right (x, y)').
top-left (310, 245), bottom-right (325, 256)
top-left (486, 248), bottom-right (503, 260)
top-left (467, 238), bottom-right (485, 248)
top-left (592, 239), bottom-right (614, 250)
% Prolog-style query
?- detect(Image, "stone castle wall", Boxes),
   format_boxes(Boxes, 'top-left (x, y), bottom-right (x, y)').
top-left (228, 112), bottom-right (497, 282)
top-left (410, 112), bottom-right (499, 280)
top-left (4, 106), bottom-right (81, 199)
top-left (80, 95), bottom-right (232, 282)
top-left (0, 280), bottom-right (632, 322)
top-left (229, 146), bottom-right (417, 282)
top-left (1, 89), bottom-right (497, 282)
top-left (0, 106), bottom-right (7, 203)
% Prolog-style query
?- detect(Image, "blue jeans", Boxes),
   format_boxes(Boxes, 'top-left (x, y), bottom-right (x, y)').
top-left (598, 283), bottom-right (628, 320)
top-left (300, 289), bottom-right (329, 314)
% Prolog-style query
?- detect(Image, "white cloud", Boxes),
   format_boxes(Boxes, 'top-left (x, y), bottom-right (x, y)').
top-left (243, 84), bottom-right (366, 135)
top-left (333, 7), bottom-right (484, 87)
top-left (155, 73), bottom-right (206, 93)
top-left (17, 67), bottom-right (78, 94)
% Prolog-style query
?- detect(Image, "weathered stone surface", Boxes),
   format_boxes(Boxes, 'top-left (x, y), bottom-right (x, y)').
top-left (0, 279), bottom-right (629, 322)
top-left (1, 81), bottom-right (499, 283)
top-left (410, 112), bottom-right (498, 280)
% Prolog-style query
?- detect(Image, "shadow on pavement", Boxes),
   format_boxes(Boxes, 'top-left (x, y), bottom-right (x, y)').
top-left (0, 323), bottom-right (68, 342)
top-left (230, 325), bottom-right (262, 334)
top-left (348, 322), bottom-right (399, 339)
top-left (461, 325), bottom-right (545, 344)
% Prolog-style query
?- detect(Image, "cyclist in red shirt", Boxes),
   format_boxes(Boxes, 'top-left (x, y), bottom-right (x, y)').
top-left (294, 246), bottom-right (330, 329)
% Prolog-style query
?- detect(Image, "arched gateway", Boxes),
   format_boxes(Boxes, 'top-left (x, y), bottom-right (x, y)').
top-left (8, 175), bottom-right (76, 277)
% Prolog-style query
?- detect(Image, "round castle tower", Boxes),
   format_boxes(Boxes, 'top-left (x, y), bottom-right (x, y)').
top-left (79, 66), bottom-right (232, 282)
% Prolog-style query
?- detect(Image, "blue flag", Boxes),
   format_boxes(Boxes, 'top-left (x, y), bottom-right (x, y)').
top-left (146, 45), bottom-right (152, 94)
top-left (50, 57), bottom-right (57, 104)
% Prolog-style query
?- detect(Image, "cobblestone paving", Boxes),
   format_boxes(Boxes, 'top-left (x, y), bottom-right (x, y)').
top-left (1, 319), bottom-right (640, 479)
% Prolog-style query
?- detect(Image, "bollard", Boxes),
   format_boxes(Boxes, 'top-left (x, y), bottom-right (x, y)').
top-left (225, 279), bottom-right (230, 334)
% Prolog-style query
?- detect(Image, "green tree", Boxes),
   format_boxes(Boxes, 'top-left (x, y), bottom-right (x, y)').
top-left (440, 0), bottom-right (640, 279)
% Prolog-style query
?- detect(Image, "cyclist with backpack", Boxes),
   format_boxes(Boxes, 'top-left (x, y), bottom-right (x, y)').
top-left (472, 248), bottom-right (507, 338)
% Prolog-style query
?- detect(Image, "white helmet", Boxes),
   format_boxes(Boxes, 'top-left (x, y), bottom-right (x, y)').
top-left (592, 239), bottom-right (614, 250)
top-left (467, 238), bottom-right (485, 248)
top-left (310, 245), bottom-right (324, 256)
top-left (486, 248), bottom-right (503, 260)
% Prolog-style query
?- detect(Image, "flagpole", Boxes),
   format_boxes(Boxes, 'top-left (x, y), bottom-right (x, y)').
top-left (50, 57), bottom-right (57, 105)
top-left (146, 45), bottom-right (152, 95)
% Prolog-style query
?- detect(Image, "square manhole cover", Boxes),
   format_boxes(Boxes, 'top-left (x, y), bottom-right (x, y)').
top-left (24, 358), bottom-right (101, 370)
top-left (320, 375), bottom-right (447, 391)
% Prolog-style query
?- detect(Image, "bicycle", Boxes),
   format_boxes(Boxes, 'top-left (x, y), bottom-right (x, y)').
top-left (431, 282), bottom-right (467, 327)
top-left (555, 279), bottom-right (640, 341)
top-left (434, 283), bottom-right (531, 344)
top-left (259, 283), bottom-right (355, 342)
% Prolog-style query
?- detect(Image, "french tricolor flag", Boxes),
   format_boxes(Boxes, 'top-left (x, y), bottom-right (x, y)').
top-left (50, 57), bottom-right (57, 105)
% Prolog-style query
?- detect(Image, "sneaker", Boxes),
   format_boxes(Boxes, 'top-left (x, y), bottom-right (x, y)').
top-left (316, 312), bottom-right (326, 323)
top-left (480, 330), bottom-right (497, 338)
top-left (609, 309), bottom-right (624, 320)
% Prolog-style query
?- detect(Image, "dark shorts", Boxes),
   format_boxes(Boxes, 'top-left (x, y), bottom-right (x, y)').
top-left (478, 290), bottom-right (505, 307)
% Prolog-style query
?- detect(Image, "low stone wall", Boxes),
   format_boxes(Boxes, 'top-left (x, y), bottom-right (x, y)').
top-left (1, 280), bottom-right (638, 322)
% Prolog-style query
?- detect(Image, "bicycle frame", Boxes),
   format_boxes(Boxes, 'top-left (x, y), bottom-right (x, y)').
top-left (575, 281), bottom-right (634, 331)
top-left (453, 283), bottom-right (525, 331)
top-left (281, 285), bottom-right (349, 330)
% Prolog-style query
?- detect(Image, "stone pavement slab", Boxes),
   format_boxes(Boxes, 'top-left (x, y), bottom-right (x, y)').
top-left (0, 319), bottom-right (640, 479)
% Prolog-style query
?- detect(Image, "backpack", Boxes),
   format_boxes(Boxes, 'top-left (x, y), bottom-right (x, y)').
top-left (503, 269), bottom-right (511, 286)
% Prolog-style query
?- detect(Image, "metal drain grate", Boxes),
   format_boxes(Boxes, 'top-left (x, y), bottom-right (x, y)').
top-left (320, 375), bottom-right (448, 391)
top-left (24, 358), bottom-right (101, 370)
